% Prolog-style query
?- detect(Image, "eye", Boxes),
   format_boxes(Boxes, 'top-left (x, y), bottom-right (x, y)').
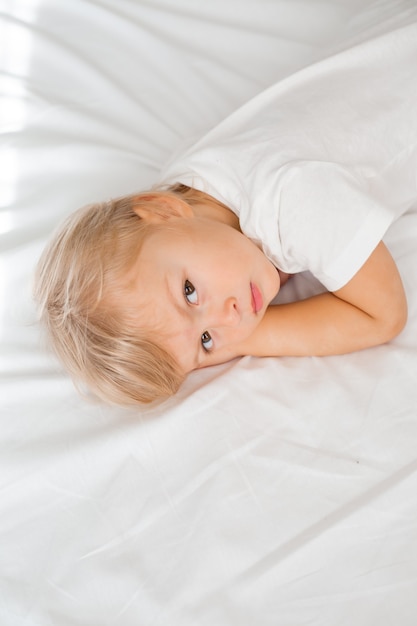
top-left (201, 331), bottom-right (213, 352)
top-left (184, 279), bottom-right (198, 304)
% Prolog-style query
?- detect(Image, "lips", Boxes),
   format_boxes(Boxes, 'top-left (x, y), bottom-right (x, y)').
top-left (250, 282), bottom-right (263, 314)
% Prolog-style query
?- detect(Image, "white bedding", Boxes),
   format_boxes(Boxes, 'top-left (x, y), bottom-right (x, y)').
top-left (1, 1), bottom-right (417, 624)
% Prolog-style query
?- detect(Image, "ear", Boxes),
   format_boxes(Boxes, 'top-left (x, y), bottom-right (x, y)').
top-left (132, 192), bottom-right (194, 224)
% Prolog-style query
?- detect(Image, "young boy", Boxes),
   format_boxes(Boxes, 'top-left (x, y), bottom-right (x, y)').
top-left (35, 24), bottom-right (415, 405)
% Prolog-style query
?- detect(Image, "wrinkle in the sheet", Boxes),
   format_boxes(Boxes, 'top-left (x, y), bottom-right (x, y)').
top-left (236, 456), bottom-right (417, 585)
top-left (2, 1), bottom-right (182, 192)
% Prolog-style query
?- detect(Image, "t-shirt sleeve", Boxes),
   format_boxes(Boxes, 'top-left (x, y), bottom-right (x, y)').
top-left (277, 161), bottom-right (394, 291)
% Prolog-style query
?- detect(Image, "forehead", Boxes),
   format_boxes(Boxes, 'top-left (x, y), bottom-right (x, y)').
top-left (127, 218), bottom-right (223, 303)
top-left (123, 238), bottom-right (200, 373)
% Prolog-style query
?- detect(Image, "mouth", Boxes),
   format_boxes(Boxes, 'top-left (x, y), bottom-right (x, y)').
top-left (250, 282), bottom-right (263, 314)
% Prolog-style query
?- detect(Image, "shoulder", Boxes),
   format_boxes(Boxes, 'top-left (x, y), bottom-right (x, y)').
top-left (277, 161), bottom-right (395, 290)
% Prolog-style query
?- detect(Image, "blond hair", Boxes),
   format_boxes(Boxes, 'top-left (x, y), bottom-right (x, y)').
top-left (34, 188), bottom-right (198, 405)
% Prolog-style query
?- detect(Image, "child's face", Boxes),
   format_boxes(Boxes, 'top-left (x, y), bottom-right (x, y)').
top-left (125, 215), bottom-right (280, 372)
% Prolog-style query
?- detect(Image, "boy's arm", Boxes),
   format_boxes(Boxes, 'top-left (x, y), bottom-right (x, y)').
top-left (237, 241), bottom-right (407, 358)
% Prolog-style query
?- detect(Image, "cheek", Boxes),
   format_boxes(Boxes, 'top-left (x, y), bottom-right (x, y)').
top-left (220, 233), bottom-right (260, 265)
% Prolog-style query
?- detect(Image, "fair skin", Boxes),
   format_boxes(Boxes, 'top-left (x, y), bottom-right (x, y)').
top-left (124, 192), bottom-right (408, 374)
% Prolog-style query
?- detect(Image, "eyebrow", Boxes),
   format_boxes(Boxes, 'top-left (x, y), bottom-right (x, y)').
top-left (165, 275), bottom-right (201, 372)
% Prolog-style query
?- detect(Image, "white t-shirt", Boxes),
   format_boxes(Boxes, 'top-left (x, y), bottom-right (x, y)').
top-left (159, 23), bottom-right (417, 291)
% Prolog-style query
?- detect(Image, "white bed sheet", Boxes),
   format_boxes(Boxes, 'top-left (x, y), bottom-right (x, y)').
top-left (1, 1), bottom-right (417, 624)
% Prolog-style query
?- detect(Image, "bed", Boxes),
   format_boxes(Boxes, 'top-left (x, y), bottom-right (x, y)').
top-left (1, 1), bottom-right (417, 624)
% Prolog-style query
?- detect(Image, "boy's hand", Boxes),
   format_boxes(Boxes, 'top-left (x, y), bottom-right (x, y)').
top-left (234, 241), bottom-right (407, 358)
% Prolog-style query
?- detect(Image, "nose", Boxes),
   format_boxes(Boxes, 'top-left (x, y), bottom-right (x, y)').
top-left (210, 297), bottom-right (240, 328)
